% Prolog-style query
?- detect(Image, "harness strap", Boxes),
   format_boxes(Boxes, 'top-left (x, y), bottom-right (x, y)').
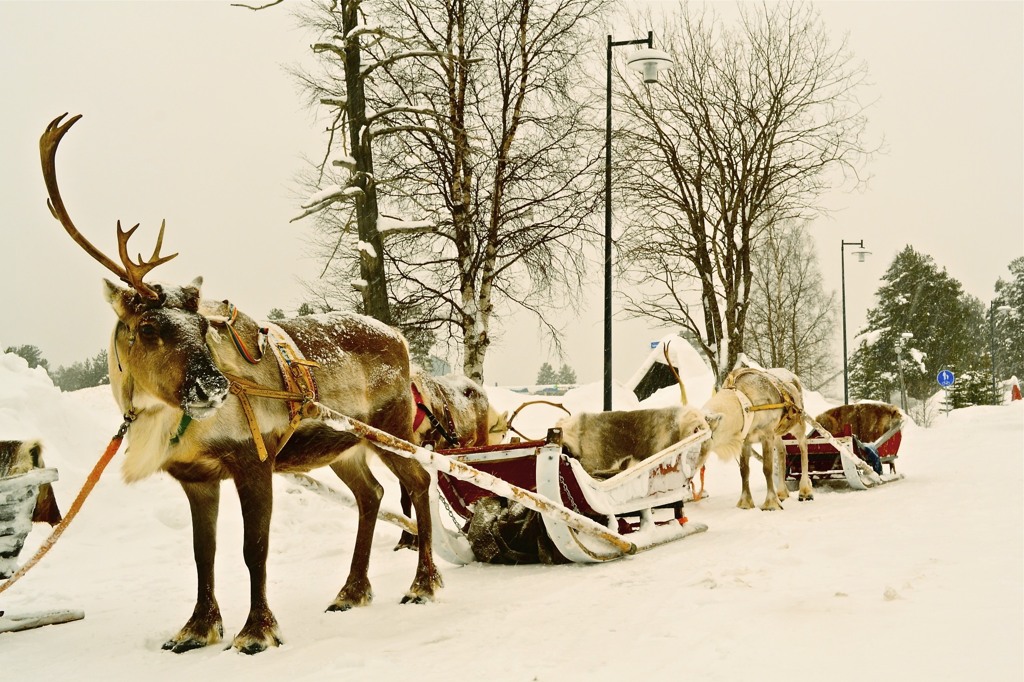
top-left (747, 401), bottom-right (788, 412)
top-left (225, 302), bottom-right (267, 365)
top-left (410, 382), bottom-right (459, 447)
top-left (421, 402), bottom-right (460, 447)
top-left (733, 389), bottom-right (755, 441)
top-left (225, 373), bottom-right (309, 462)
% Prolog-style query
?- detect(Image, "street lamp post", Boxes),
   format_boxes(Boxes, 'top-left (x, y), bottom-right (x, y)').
top-left (989, 302), bottom-right (1012, 403)
top-left (603, 33), bottom-right (672, 411)
top-left (840, 240), bottom-right (870, 405)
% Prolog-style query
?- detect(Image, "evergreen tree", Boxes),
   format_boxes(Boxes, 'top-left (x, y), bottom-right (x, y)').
top-left (536, 362), bottom-right (557, 384)
top-left (849, 246), bottom-right (985, 408)
top-left (51, 349), bottom-right (109, 391)
top-left (297, 303), bottom-right (316, 316)
top-left (5, 345), bottom-right (49, 371)
top-left (945, 368), bottom-right (992, 409)
top-left (267, 308), bottom-right (286, 321)
top-left (555, 364), bottom-right (577, 385)
top-left (993, 257), bottom-right (1024, 384)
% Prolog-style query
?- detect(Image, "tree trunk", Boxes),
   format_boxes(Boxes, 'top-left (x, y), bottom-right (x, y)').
top-left (343, 1), bottom-right (392, 325)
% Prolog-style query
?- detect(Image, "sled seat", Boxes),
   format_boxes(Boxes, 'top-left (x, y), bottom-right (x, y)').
top-left (782, 421), bottom-right (902, 483)
top-left (435, 440), bottom-right (685, 537)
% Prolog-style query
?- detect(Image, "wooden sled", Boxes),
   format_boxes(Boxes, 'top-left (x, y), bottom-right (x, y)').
top-left (1, 468), bottom-right (86, 633)
top-left (323, 413), bottom-right (710, 565)
top-left (782, 417), bottom-right (904, 491)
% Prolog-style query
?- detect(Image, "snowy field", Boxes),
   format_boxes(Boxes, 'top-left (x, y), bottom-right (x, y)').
top-left (1, 350), bottom-right (1021, 681)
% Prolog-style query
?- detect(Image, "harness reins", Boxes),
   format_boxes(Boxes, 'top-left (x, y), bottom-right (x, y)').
top-left (0, 412), bottom-right (136, 598)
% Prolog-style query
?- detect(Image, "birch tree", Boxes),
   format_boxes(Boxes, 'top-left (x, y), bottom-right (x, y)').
top-left (292, 0), bottom-right (608, 383)
top-left (614, 1), bottom-right (874, 384)
top-left (744, 221), bottom-right (836, 389)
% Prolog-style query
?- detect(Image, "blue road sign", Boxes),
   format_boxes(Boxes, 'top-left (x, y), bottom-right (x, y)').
top-left (937, 369), bottom-right (955, 388)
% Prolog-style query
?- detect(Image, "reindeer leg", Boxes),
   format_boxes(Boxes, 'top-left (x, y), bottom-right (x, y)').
top-left (737, 445), bottom-right (755, 509)
top-left (327, 445), bottom-right (381, 611)
top-left (163, 479), bottom-right (224, 653)
top-left (760, 436), bottom-right (783, 511)
top-left (230, 460), bottom-right (282, 654)
top-left (378, 451), bottom-right (443, 604)
top-left (393, 483), bottom-right (419, 551)
top-left (797, 427), bottom-right (814, 501)
top-left (775, 440), bottom-right (790, 500)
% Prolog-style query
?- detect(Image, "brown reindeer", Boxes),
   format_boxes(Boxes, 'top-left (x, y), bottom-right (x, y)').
top-left (40, 113), bottom-right (442, 655)
top-left (394, 370), bottom-right (508, 549)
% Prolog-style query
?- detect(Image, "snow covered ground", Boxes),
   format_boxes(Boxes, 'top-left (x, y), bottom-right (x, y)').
top-left (1, 350), bottom-right (1021, 681)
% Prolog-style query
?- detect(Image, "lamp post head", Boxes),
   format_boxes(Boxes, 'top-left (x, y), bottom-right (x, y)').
top-left (852, 248), bottom-right (871, 263)
top-left (626, 48), bottom-right (673, 84)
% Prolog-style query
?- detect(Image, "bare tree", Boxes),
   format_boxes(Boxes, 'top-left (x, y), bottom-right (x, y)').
top-left (744, 221), bottom-right (836, 388)
top-left (292, 0), bottom-right (609, 383)
top-left (615, 1), bottom-right (875, 384)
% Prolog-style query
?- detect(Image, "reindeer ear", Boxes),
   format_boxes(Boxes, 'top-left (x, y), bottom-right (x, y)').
top-left (103, 279), bottom-right (130, 318)
top-left (705, 412), bottom-right (724, 430)
top-left (181, 278), bottom-right (203, 312)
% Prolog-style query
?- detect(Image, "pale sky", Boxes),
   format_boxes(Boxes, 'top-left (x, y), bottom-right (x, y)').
top-left (1, 1), bottom-right (1021, 390)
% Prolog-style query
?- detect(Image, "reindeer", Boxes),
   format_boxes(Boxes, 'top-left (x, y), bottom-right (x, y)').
top-left (697, 367), bottom-right (813, 510)
top-left (39, 114), bottom-right (442, 655)
top-left (394, 370), bottom-right (508, 549)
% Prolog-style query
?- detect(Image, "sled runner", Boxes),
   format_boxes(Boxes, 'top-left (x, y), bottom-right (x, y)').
top-left (782, 417), bottom-right (904, 491)
top-left (321, 411), bottom-right (710, 565)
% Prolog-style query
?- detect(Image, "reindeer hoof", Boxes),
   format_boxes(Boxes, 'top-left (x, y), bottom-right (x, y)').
top-left (230, 620), bottom-right (283, 654)
top-left (231, 633), bottom-right (283, 655)
top-left (327, 585), bottom-right (373, 612)
top-left (233, 633), bottom-right (283, 656)
top-left (799, 493), bottom-right (814, 501)
top-left (162, 637), bottom-right (210, 654)
top-left (393, 532), bottom-right (419, 551)
top-left (400, 593), bottom-right (430, 605)
top-left (162, 621), bottom-right (224, 653)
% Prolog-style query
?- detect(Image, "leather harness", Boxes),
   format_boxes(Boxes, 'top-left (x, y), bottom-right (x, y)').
top-left (222, 320), bottom-right (320, 462)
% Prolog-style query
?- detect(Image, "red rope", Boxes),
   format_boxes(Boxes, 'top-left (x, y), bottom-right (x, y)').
top-left (0, 425), bottom-right (127, 596)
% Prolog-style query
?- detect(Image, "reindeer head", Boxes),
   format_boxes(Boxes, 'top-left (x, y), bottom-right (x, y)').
top-left (41, 114), bottom-right (229, 419)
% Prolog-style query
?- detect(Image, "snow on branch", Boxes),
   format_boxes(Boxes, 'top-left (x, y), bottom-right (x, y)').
top-left (290, 185), bottom-right (364, 223)
top-left (331, 155), bottom-right (357, 171)
top-left (378, 215), bottom-right (437, 237)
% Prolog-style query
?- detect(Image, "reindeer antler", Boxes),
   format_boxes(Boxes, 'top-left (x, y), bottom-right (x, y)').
top-left (40, 113), bottom-right (177, 300)
top-left (117, 219), bottom-right (178, 295)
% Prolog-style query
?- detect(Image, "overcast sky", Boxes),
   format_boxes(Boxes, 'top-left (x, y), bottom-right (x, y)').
top-left (1, 1), bottom-right (1021, 390)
